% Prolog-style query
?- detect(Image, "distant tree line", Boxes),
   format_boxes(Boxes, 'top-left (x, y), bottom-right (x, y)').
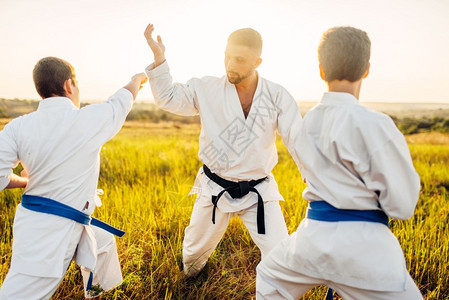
top-left (126, 109), bottom-right (200, 124)
top-left (390, 116), bottom-right (449, 134)
top-left (125, 109), bottom-right (449, 134)
top-left (0, 104), bottom-right (7, 118)
top-left (1, 98), bottom-right (448, 134)
top-left (126, 110), bottom-right (449, 134)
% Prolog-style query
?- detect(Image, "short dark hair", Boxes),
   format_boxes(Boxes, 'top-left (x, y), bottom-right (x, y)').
top-left (33, 57), bottom-right (76, 98)
top-left (227, 28), bottom-right (263, 55)
top-left (318, 26), bottom-right (371, 82)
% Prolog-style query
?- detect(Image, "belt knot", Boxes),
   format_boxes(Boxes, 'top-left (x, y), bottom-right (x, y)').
top-left (238, 181), bottom-right (250, 196)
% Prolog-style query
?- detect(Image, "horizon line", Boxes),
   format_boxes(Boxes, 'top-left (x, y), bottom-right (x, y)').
top-left (2, 97), bottom-right (449, 105)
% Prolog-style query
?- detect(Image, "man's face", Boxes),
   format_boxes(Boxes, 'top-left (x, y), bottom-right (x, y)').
top-left (224, 43), bottom-right (261, 84)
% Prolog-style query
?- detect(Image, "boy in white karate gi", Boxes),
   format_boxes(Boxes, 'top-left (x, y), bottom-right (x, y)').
top-left (0, 57), bottom-right (147, 299)
top-left (256, 27), bottom-right (423, 299)
top-left (144, 24), bottom-right (301, 277)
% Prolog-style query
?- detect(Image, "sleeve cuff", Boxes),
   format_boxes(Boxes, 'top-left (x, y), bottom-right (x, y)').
top-left (145, 60), bottom-right (169, 79)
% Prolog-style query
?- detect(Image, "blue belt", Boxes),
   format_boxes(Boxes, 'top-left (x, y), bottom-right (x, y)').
top-left (21, 194), bottom-right (125, 237)
top-left (307, 200), bottom-right (389, 299)
top-left (21, 194), bottom-right (125, 292)
top-left (306, 200), bottom-right (389, 226)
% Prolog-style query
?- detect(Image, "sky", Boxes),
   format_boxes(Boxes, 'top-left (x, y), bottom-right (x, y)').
top-left (0, 0), bottom-right (448, 103)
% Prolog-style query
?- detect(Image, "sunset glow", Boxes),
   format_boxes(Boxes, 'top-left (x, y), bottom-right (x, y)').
top-left (0, 0), bottom-right (448, 103)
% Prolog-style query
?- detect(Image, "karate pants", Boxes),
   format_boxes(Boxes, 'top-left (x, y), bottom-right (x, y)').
top-left (256, 271), bottom-right (422, 300)
top-left (0, 225), bottom-right (122, 299)
top-left (182, 200), bottom-right (289, 277)
top-left (256, 235), bottom-right (423, 300)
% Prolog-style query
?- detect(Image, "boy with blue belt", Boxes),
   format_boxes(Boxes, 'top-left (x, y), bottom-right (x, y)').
top-left (0, 57), bottom-right (147, 299)
top-left (256, 26), bottom-right (423, 299)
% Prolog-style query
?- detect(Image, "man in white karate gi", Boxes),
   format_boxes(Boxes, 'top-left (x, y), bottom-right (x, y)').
top-left (256, 26), bottom-right (423, 299)
top-left (0, 57), bottom-right (147, 299)
top-left (144, 24), bottom-right (301, 277)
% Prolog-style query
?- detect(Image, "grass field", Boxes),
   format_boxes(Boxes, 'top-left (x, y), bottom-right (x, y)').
top-left (0, 122), bottom-right (448, 299)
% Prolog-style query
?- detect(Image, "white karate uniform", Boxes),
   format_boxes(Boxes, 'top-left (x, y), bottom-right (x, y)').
top-left (145, 61), bottom-right (301, 276)
top-left (0, 88), bottom-right (133, 299)
top-left (256, 92), bottom-right (423, 299)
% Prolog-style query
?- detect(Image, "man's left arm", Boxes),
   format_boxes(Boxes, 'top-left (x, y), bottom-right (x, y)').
top-left (276, 87), bottom-right (303, 166)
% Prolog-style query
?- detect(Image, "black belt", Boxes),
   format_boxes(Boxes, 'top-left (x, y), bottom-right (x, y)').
top-left (202, 165), bottom-right (267, 234)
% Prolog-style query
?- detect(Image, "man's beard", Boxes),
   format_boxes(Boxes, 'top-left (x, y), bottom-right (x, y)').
top-left (227, 70), bottom-right (252, 84)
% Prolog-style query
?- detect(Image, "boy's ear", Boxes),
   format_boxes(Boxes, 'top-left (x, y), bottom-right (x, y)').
top-left (362, 62), bottom-right (370, 79)
top-left (63, 79), bottom-right (73, 96)
top-left (319, 64), bottom-right (326, 80)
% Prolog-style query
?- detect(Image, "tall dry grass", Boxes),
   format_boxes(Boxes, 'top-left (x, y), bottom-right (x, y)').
top-left (0, 123), bottom-right (447, 299)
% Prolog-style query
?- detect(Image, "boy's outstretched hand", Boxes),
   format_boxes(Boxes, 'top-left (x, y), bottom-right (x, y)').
top-left (124, 73), bottom-right (148, 100)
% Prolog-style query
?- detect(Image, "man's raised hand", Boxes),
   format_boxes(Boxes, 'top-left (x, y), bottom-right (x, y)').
top-left (144, 24), bottom-right (165, 67)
